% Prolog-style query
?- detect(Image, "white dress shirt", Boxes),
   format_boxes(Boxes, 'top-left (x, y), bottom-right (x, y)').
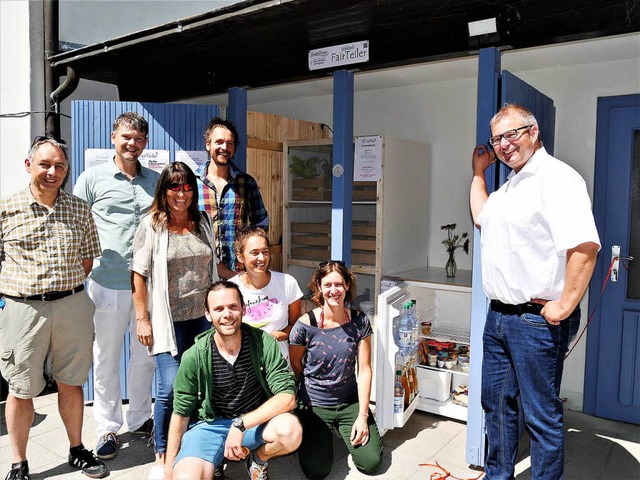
top-left (478, 147), bottom-right (601, 305)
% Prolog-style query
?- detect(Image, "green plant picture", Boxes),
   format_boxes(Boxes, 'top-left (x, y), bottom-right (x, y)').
top-left (289, 155), bottom-right (331, 179)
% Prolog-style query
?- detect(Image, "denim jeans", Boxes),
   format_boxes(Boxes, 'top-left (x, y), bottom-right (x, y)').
top-left (481, 305), bottom-right (580, 480)
top-left (154, 316), bottom-right (209, 453)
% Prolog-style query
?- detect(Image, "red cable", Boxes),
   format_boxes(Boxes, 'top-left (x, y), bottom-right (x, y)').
top-left (565, 256), bottom-right (620, 359)
top-left (419, 461), bottom-right (485, 480)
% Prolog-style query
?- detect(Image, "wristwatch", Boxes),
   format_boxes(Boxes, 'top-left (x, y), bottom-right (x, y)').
top-left (232, 417), bottom-right (246, 432)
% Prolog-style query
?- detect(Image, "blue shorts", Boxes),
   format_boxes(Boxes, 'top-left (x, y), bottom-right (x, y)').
top-left (175, 418), bottom-right (266, 468)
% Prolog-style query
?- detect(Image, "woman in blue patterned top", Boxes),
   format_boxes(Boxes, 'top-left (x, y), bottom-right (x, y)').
top-left (289, 261), bottom-right (382, 479)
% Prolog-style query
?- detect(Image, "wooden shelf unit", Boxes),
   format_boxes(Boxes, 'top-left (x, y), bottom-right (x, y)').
top-left (283, 137), bottom-right (429, 308)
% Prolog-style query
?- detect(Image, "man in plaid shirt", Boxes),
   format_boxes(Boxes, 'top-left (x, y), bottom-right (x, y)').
top-left (198, 117), bottom-right (269, 278)
top-left (0, 137), bottom-right (107, 480)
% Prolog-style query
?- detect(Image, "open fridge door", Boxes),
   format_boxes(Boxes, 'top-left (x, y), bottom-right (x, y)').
top-left (374, 283), bottom-right (420, 435)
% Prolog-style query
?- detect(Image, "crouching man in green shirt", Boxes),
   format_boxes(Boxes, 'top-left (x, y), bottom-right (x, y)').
top-left (164, 280), bottom-right (301, 480)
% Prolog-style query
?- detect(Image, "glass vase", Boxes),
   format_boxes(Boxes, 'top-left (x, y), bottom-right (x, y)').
top-left (445, 251), bottom-right (457, 278)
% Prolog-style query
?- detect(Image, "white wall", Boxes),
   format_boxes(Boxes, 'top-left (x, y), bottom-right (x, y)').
top-left (0, 1), bottom-right (42, 198)
top-left (59, 0), bottom-right (233, 46)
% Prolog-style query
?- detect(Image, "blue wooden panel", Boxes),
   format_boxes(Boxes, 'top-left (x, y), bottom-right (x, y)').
top-left (586, 94), bottom-right (640, 424)
top-left (499, 71), bottom-right (556, 184)
top-left (467, 47), bottom-right (500, 468)
top-left (72, 100), bottom-right (219, 401)
top-left (71, 101), bottom-right (219, 185)
top-left (331, 70), bottom-right (354, 265)
top-left (227, 87), bottom-right (248, 171)
top-left (620, 311), bottom-right (640, 407)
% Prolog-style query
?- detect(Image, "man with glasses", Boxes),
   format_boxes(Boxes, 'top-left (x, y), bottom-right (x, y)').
top-left (1, 137), bottom-right (106, 479)
top-left (74, 112), bottom-right (159, 460)
top-left (470, 104), bottom-right (600, 479)
top-left (198, 117), bottom-right (269, 278)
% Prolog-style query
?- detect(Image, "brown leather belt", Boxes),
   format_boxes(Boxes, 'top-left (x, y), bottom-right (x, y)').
top-left (3, 284), bottom-right (84, 302)
top-left (490, 299), bottom-right (543, 316)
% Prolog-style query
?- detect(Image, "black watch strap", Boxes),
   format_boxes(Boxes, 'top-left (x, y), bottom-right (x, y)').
top-left (232, 417), bottom-right (246, 432)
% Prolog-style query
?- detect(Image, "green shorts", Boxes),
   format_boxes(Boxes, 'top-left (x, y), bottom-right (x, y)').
top-left (0, 291), bottom-right (95, 399)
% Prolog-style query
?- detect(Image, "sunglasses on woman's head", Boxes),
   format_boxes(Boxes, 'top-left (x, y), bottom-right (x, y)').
top-left (167, 183), bottom-right (193, 192)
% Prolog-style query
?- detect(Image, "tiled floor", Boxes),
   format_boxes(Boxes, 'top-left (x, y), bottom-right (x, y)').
top-left (1, 393), bottom-right (639, 479)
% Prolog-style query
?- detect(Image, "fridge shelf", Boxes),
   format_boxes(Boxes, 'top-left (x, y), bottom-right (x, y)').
top-left (394, 393), bottom-right (420, 428)
top-left (417, 363), bottom-right (470, 377)
top-left (419, 325), bottom-right (470, 345)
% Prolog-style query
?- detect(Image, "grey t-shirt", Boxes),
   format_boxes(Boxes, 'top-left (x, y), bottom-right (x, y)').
top-left (289, 309), bottom-right (372, 406)
top-left (167, 229), bottom-right (212, 321)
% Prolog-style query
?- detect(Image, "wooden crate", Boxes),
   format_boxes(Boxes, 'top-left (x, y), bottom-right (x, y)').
top-left (291, 177), bottom-right (332, 201)
top-left (353, 181), bottom-right (377, 201)
top-left (290, 221), bottom-right (376, 266)
top-left (246, 111), bottom-right (331, 272)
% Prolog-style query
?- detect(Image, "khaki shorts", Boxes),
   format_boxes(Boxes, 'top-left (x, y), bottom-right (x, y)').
top-left (0, 290), bottom-right (95, 399)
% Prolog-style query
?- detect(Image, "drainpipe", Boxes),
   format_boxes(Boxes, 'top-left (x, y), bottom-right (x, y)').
top-left (43, 0), bottom-right (59, 137)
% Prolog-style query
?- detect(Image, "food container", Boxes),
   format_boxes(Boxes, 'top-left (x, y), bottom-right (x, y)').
top-left (444, 359), bottom-right (454, 369)
top-left (437, 358), bottom-right (445, 368)
top-left (428, 352), bottom-right (438, 366)
top-left (458, 356), bottom-right (470, 373)
top-left (420, 321), bottom-right (432, 336)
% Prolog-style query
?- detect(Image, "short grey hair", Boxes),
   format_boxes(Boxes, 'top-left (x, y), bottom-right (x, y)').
top-left (28, 137), bottom-right (68, 162)
top-left (490, 103), bottom-right (539, 130)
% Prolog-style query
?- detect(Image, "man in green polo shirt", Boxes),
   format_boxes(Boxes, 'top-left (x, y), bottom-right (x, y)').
top-left (74, 112), bottom-right (159, 460)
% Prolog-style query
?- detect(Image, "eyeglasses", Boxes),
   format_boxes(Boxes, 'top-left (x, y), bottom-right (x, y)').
top-left (488, 125), bottom-right (533, 147)
top-left (167, 182), bottom-right (193, 192)
top-left (319, 260), bottom-right (347, 269)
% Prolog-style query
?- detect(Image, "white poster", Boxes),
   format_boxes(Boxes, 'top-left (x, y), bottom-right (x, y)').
top-left (354, 135), bottom-right (382, 181)
top-left (84, 149), bottom-right (113, 169)
top-left (175, 150), bottom-right (209, 176)
top-left (84, 148), bottom-right (170, 173)
top-left (139, 150), bottom-right (170, 173)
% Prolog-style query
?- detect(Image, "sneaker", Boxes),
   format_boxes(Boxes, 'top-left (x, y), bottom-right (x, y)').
top-left (213, 462), bottom-right (226, 480)
top-left (5, 461), bottom-right (30, 480)
top-left (96, 432), bottom-right (120, 459)
top-left (68, 445), bottom-right (108, 479)
top-left (131, 417), bottom-right (154, 436)
top-left (246, 455), bottom-right (269, 480)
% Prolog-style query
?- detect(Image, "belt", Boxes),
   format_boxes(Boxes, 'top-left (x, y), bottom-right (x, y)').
top-left (490, 299), bottom-right (544, 316)
top-left (3, 284), bottom-right (84, 302)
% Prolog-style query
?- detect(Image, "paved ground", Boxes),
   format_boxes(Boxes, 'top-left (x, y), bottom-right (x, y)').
top-left (1, 393), bottom-right (639, 479)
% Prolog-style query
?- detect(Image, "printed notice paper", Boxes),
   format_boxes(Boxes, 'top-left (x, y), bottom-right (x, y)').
top-left (175, 150), bottom-right (209, 176)
top-left (84, 149), bottom-right (170, 173)
top-left (354, 135), bottom-right (382, 181)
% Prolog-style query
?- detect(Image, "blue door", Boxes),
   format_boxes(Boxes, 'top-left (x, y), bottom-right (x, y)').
top-left (467, 49), bottom-right (556, 467)
top-left (585, 94), bottom-right (640, 425)
top-left (71, 100), bottom-right (219, 401)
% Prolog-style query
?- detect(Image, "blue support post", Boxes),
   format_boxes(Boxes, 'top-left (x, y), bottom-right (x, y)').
top-left (466, 47), bottom-right (500, 468)
top-left (228, 87), bottom-right (247, 171)
top-left (331, 70), bottom-right (354, 265)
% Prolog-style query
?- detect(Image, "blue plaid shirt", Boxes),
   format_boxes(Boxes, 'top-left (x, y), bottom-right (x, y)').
top-left (198, 162), bottom-right (269, 271)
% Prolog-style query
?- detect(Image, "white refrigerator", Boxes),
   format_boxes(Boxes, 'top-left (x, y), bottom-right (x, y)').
top-left (374, 268), bottom-right (480, 444)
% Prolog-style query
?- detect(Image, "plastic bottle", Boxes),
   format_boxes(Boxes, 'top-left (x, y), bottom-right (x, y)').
top-left (398, 303), bottom-right (413, 350)
top-left (394, 370), bottom-right (405, 415)
top-left (410, 300), bottom-right (420, 345)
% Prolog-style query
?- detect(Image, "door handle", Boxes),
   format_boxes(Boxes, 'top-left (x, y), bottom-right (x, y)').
top-left (611, 245), bottom-right (634, 282)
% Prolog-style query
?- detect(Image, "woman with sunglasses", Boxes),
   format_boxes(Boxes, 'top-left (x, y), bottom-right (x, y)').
top-left (228, 226), bottom-right (303, 365)
top-left (130, 162), bottom-right (219, 479)
top-left (289, 261), bottom-right (382, 479)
